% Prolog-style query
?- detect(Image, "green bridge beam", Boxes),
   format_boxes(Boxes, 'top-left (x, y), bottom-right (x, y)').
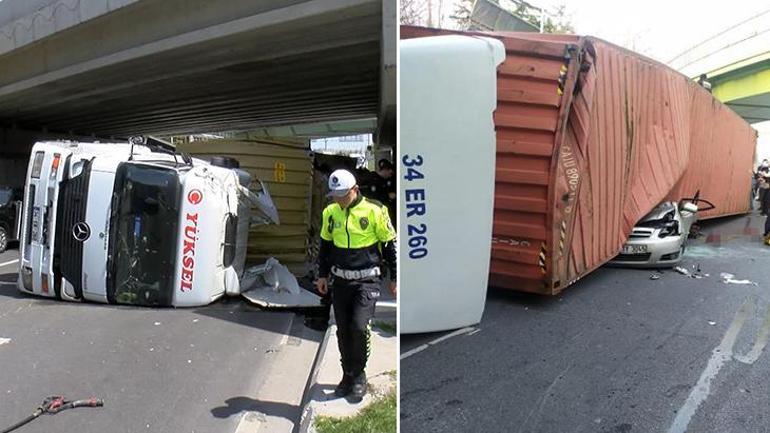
top-left (712, 67), bottom-right (770, 103)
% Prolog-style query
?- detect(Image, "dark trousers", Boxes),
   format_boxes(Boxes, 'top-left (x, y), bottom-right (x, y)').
top-left (331, 277), bottom-right (380, 377)
top-left (761, 189), bottom-right (769, 210)
top-left (765, 215), bottom-right (770, 237)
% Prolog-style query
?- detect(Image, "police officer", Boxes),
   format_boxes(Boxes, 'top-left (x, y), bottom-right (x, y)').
top-left (315, 169), bottom-right (397, 401)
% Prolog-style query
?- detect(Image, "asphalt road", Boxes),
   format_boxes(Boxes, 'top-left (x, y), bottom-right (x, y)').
top-left (401, 212), bottom-right (770, 433)
top-left (0, 246), bottom-right (303, 433)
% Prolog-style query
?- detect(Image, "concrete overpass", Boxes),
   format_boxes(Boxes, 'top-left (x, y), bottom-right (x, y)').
top-left (670, 9), bottom-right (770, 124)
top-left (0, 0), bottom-right (395, 152)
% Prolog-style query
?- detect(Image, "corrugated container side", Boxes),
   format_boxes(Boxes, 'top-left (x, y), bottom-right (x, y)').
top-left (488, 37), bottom-right (577, 294)
top-left (665, 89), bottom-right (756, 219)
top-left (551, 39), bottom-right (696, 293)
top-left (401, 26), bottom-right (579, 294)
top-left (179, 139), bottom-right (312, 273)
top-left (401, 26), bottom-right (756, 295)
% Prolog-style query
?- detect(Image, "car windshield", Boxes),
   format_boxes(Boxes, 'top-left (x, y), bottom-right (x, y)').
top-left (637, 202), bottom-right (676, 227)
top-left (108, 163), bottom-right (180, 306)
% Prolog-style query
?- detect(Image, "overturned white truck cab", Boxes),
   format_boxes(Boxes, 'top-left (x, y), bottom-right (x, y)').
top-left (18, 138), bottom-right (279, 307)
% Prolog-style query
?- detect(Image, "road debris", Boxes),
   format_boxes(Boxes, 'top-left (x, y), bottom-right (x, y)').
top-left (650, 273), bottom-right (661, 280)
top-left (1, 396), bottom-right (104, 433)
top-left (671, 265), bottom-right (709, 279)
top-left (0, 337), bottom-right (11, 346)
top-left (708, 321), bottom-right (716, 326)
top-left (725, 279), bottom-right (757, 285)
top-left (241, 258), bottom-right (322, 308)
top-left (720, 272), bottom-right (758, 286)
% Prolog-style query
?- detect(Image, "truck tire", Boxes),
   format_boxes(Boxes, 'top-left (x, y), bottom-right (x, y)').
top-left (0, 226), bottom-right (7, 254)
top-left (210, 156), bottom-right (240, 169)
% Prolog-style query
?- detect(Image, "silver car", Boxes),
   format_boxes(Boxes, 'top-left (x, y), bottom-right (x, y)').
top-left (610, 196), bottom-right (714, 267)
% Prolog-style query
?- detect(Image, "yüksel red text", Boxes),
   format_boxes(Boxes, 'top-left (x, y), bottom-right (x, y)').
top-left (180, 212), bottom-right (199, 292)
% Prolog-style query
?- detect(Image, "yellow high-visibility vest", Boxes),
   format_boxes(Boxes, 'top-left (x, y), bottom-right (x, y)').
top-left (320, 196), bottom-right (395, 249)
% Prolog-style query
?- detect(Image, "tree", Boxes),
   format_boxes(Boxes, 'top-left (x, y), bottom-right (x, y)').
top-left (401, 0), bottom-right (428, 25)
top-left (452, 0), bottom-right (475, 30)
top-left (513, 2), bottom-right (574, 34)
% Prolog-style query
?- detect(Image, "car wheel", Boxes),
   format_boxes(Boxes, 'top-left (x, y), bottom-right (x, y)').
top-left (0, 227), bottom-right (7, 254)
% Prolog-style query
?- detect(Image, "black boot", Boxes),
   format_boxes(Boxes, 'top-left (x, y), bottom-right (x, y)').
top-left (334, 373), bottom-right (354, 397)
top-left (350, 372), bottom-right (367, 401)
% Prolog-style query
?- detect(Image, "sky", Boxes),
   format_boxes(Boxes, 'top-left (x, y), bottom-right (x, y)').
top-left (560, 0), bottom-right (770, 63)
top-left (429, 0), bottom-right (770, 64)
top-left (418, 0), bottom-right (770, 156)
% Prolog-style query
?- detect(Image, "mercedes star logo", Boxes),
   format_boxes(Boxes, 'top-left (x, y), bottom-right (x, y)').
top-left (72, 222), bottom-right (91, 242)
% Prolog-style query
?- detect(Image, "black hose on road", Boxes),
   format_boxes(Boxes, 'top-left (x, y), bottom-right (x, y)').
top-left (1, 396), bottom-right (104, 433)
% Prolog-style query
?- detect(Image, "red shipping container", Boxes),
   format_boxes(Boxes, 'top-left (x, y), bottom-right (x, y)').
top-left (401, 26), bottom-right (756, 295)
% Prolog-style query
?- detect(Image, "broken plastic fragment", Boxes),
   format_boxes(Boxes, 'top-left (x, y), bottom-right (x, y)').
top-left (720, 272), bottom-right (757, 285)
top-left (0, 338), bottom-right (11, 346)
top-left (674, 266), bottom-right (690, 276)
top-left (239, 182), bottom-right (280, 226)
top-left (240, 258), bottom-right (301, 295)
top-left (724, 279), bottom-right (757, 285)
top-left (239, 258), bottom-right (322, 308)
top-left (650, 274), bottom-right (661, 280)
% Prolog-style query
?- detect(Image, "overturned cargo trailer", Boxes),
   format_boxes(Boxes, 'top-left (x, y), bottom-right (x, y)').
top-left (401, 26), bottom-right (756, 295)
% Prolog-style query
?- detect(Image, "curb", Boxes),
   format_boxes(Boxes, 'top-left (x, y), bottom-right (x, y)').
top-left (295, 300), bottom-right (396, 433)
top-left (296, 313), bottom-right (334, 433)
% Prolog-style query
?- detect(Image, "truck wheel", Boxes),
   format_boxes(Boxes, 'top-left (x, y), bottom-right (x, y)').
top-left (0, 227), bottom-right (7, 254)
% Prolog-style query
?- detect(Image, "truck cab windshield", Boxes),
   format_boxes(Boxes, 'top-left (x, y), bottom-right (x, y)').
top-left (108, 163), bottom-right (180, 306)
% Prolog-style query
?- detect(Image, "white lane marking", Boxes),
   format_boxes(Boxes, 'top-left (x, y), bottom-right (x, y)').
top-left (0, 259), bottom-right (19, 268)
top-left (667, 296), bottom-right (755, 433)
top-left (517, 364), bottom-right (573, 433)
top-left (734, 305), bottom-right (770, 365)
top-left (279, 313), bottom-right (295, 347)
top-left (400, 326), bottom-right (475, 360)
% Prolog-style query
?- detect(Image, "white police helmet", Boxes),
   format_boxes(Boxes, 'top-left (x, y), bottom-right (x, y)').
top-left (328, 169), bottom-right (357, 197)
